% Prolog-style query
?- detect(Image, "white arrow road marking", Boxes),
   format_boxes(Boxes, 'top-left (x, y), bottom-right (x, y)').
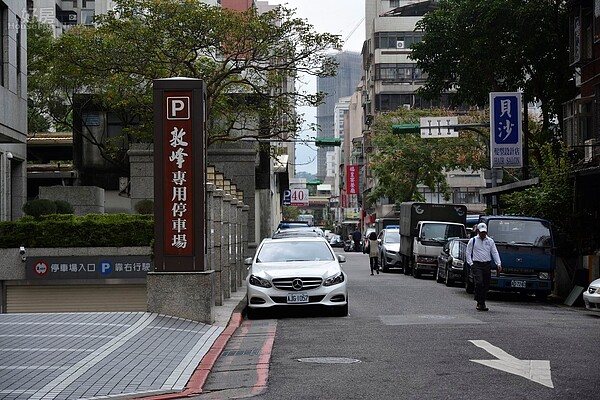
top-left (469, 340), bottom-right (554, 389)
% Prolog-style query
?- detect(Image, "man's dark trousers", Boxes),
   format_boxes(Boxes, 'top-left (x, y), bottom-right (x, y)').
top-left (472, 261), bottom-right (492, 304)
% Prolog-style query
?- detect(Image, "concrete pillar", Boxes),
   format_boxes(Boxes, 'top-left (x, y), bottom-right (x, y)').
top-left (147, 271), bottom-right (215, 324)
top-left (221, 192), bottom-right (232, 299)
top-left (236, 199), bottom-right (244, 288)
top-left (229, 197), bottom-right (238, 293)
top-left (212, 188), bottom-right (225, 305)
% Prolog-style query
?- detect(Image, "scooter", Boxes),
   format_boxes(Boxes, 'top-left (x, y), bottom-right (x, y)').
top-left (343, 240), bottom-right (354, 252)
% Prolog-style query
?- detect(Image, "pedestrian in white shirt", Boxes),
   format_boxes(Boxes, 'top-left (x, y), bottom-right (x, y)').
top-left (466, 222), bottom-right (502, 311)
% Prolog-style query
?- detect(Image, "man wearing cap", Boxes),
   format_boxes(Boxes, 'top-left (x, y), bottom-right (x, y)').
top-left (466, 222), bottom-right (502, 311)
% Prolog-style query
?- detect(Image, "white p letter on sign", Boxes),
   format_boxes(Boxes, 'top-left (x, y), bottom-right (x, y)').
top-left (166, 97), bottom-right (190, 120)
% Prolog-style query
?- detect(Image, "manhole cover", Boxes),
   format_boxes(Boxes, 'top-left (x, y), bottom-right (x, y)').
top-left (297, 357), bottom-right (361, 364)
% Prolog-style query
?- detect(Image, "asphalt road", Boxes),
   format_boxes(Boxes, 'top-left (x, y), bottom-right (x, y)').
top-left (197, 249), bottom-right (600, 400)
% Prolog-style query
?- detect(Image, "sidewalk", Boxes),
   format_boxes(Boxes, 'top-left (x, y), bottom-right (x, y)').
top-left (0, 286), bottom-right (247, 400)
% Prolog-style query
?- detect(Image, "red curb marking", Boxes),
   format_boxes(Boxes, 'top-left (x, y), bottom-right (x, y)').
top-left (251, 325), bottom-right (275, 396)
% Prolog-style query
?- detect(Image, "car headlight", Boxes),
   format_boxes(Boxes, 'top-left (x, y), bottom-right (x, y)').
top-left (538, 272), bottom-right (550, 280)
top-left (451, 259), bottom-right (464, 268)
top-left (323, 272), bottom-right (345, 286)
top-left (248, 274), bottom-right (272, 288)
top-left (491, 269), bottom-right (498, 277)
top-left (385, 248), bottom-right (397, 255)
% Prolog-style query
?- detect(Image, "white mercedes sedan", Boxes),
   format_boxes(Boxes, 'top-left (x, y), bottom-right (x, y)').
top-left (245, 237), bottom-right (348, 318)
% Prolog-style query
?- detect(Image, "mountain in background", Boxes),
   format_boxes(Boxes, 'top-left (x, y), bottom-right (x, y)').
top-left (295, 171), bottom-right (317, 180)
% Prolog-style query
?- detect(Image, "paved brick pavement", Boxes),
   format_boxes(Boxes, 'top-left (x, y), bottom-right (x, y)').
top-left (0, 288), bottom-right (246, 400)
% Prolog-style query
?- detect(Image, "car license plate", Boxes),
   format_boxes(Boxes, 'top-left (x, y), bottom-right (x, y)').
top-left (287, 293), bottom-right (309, 303)
top-left (510, 280), bottom-right (527, 288)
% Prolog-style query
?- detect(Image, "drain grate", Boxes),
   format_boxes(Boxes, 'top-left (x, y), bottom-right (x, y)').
top-left (221, 349), bottom-right (261, 357)
top-left (297, 357), bottom-right (361, 364)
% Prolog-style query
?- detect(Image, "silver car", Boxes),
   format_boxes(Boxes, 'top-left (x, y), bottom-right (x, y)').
top-left (245, 237), bottom-right (348, 318)
top-left (377, 228), bottom-right (402, 272)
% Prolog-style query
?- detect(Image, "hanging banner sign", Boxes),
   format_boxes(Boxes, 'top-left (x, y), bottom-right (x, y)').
top-left (346, 165), bottom-right (359, 195)
top-left (490, 92), bottom-right (523, 168)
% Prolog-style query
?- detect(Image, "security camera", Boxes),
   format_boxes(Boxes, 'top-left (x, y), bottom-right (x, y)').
top-left (19, 246), bottom-right (26, 255)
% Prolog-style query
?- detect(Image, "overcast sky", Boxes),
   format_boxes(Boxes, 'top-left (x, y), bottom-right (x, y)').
top-left (267, 0), bottom-right (365, 174)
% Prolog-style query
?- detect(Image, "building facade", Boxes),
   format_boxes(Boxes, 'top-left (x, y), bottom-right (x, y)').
top-left (316, 51), bottom-right (362, 181)
top-left (0, 0), bottom-right (28, 221)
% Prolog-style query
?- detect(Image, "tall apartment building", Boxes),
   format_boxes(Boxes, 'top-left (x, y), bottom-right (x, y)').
top-left (0, 0), bottom-right (28, 221)
top-left (316, 51), bottom-right (362, 181)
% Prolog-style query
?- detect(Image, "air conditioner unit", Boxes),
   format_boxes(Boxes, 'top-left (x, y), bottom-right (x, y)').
top-left (584, 138), bottom-right (599, 162)
top-left (69, 14), bottom-right (77, 21)
top-left (396, 40), bottom-right (405, 49)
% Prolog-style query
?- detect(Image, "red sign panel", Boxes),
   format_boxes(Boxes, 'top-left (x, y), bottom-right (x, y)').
top-left (346, 165), bottom-right (359, 195)
top-left (164, 92), bottom-right (193, 256)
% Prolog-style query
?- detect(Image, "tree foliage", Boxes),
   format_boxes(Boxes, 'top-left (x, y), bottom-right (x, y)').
top-left (36, 0), bottom-right (341, 148)
top-left (367, 108), bottom-right (489, 204)
top-left (501, 142), bottom-right (573, 242)
top-left (410, 0), bottom-right (574, 133)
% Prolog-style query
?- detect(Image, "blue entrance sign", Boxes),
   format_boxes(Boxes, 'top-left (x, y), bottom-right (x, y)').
top-left (490, 92), bottom-right (522, 168)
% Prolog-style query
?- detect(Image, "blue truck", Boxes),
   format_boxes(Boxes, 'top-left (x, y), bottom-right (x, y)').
top-left (465, 215), bottom-right (555, 300)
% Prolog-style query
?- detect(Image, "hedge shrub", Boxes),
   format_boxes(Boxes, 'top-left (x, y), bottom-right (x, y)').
top-left (0, 214), bottom-right (153, 248)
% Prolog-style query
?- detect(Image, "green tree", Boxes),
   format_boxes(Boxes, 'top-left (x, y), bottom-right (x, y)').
top-left (282, 206), bottom-right (300, 221)
top-left (47, 0), bottom-right (341, 148)
top-left (367, 108), bottom-right (488, 204)
top-left (502, 142), bottom-right (574, 246)
top-left (410, 0), bottom-right (574, 134)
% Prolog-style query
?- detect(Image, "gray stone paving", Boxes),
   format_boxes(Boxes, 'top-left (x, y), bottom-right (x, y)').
top-left (0, 312), bottom-right (224, 400)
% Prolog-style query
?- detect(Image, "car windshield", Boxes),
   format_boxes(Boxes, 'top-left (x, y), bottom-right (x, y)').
top-left (421, 223), bottom-right (465, 241)
top-left (384, 230), bottom-right (400, 243)
top-left (256, 241), bottom-right (335, 262)
top-left (487, 219), bottom-right (552, 247)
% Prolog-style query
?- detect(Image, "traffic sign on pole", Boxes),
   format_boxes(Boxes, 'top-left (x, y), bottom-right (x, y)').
top-left (419, 117), bottom-right (459, 138)
top-left (490, 92), bottom-right (522, 168)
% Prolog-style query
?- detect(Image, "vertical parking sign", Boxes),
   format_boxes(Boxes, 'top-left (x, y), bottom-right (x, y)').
top-left (490, 92), bottom-right (522, 168)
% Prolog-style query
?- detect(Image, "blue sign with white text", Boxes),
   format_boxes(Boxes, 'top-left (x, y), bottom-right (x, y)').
top-left (490, 92), bottom-right (522, 168)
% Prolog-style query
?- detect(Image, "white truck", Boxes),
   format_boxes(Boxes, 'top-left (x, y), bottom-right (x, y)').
top-left (399, 202), bottom-right (468, 278)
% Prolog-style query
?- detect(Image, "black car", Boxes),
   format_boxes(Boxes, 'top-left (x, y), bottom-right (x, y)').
top-left (436, 238), bottom-right (469, 287)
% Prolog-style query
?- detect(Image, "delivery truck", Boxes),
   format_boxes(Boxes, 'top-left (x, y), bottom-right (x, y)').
top-left (400, 202), bottom-right (468, 278)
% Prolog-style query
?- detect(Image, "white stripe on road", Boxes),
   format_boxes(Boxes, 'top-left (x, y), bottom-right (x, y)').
top-left (28, 313), bottom-right (158, 400)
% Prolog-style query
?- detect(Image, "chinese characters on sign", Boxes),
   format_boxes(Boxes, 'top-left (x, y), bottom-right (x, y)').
top-left (165, 95), bottom-right (194, 255)
top-left (346, 165), bottom-right (359, 195)
top-left (490, 92), bottom-right (522, 168)
top-left (26, 256), bottom-right (152, 280)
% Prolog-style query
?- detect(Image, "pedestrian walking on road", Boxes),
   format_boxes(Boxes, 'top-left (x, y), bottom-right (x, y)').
top-left (367, 231), bottom-right (379, 275)
top-left (465, 222), bottom-right (502, 311)
top-left (352, 228), bottom-right (362, 252)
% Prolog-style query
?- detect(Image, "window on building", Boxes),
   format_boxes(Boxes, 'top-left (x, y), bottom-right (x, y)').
top-left (374, 63), bottom-right (427, 83)
top-left (389, 0), bottom-right (401, 7)
top-left (0, 3), bottom-right (5, 87)
top-left (374, 31), bottom-right (424, 50)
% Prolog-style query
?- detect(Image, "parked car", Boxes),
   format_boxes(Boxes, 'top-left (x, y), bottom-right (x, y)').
top-left (377, 227), bottom-right (402, 272)
top-left (329, 234), bottom-right (344, 248)
top-left (245, 237), bottom-right (348, 318)
top-left (583, 278), bottom-right (600, 311)
top-left (272, 226), bottom-right (324, 239)
top-left (362, 227), bottom-right (377, 253)
top-left (436, 238), bottom-right (469, 287)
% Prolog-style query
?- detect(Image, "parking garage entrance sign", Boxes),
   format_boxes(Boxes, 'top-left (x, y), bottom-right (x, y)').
top-left (26, 256), bottom-right (151, 279)
top-left (490, 92), bottom-right (522, 168)
top-left (153, 78), bottom-right (207, 272)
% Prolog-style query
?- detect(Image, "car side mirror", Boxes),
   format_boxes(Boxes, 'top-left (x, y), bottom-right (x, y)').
top-left (244, 257), bottom-right (253, 266)
top-left (337, 255), bottom-right (346, 263)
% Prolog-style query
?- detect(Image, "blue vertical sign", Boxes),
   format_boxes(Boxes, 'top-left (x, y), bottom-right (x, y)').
top-left (490, 92), bottom-right (522, 168)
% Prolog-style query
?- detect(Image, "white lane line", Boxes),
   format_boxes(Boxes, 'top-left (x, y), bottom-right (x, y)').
top-left (0, 348), bottom-right (94, 352)
top-left (0, 366), bottom-right (69, 370)
top-left (163, 325), bottom-right (224, 390)
top-left (28, 313), bottom-right (158, 400)
top-left (0, 335), bottom-right (115, 338)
